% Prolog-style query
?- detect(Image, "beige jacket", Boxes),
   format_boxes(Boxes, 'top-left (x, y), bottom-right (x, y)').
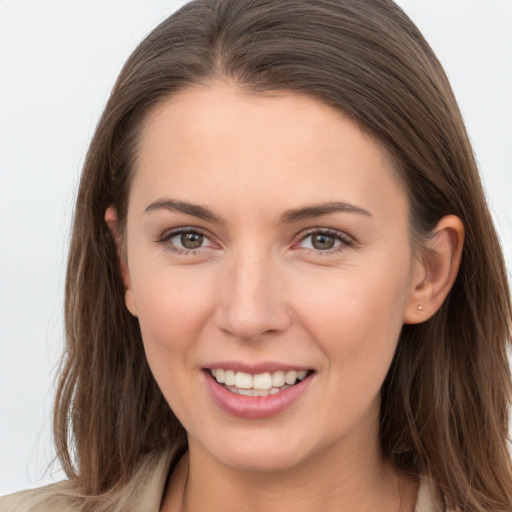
top-left (0, 449), bottom-right (448, 512)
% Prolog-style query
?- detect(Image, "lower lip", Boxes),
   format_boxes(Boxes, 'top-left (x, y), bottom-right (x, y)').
top-left (204, 371), bottom-right (313, 419)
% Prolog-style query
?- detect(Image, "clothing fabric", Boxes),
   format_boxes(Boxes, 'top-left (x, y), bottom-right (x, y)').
top-left (0, 448), bottom-right (448, 512)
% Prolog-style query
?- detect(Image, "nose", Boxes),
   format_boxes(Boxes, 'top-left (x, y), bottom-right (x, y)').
top-left (214, 251), bottom-right (292, 341)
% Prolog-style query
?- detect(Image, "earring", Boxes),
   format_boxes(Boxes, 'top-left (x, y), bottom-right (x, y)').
top-left (417, 305), bottom-right (424, 311)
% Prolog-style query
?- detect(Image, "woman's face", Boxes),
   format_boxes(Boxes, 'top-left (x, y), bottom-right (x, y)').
top-left (119, 84), bottom-right (424, 473)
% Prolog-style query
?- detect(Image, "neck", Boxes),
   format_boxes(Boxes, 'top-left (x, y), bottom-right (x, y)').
top-left (162, 425), bottom-right (418, 512)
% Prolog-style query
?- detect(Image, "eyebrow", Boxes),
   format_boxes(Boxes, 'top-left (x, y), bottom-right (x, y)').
top-left (145, 198), bottom-right (371, 224)
top-left (145, 198), bottom-right (224, 224)
top-left (279, 202), bottom-right (372, 223)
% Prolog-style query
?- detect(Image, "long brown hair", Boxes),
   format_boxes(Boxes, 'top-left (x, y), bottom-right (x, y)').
top-left (55, 1), bottom-right (512, 510)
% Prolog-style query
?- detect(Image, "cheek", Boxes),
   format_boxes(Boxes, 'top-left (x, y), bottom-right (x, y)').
top-left (293, 260), bottom-right (411, 376)
top-left (129, 269), bottom-right (218, 426)
top-left (130, 266), bottom-right (216, 363)
top-left (294, 269), bottom-right (410, 434)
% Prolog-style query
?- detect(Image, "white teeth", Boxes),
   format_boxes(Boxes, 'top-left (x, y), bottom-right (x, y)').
top-left (211, 368), bottom-right (310, 393)
top-left (285, 370), bottom-right (298, 385)
top-left (271, 371), bottom-right (285, 387)
top-left (227, 385), bottom-right (290, 396)
top-left (234, 371), bottom-right (253, 389)
top-left (253, 372), bottom-right (272, 390)
top-left (225, 370), bottom-right (235, 386)
top-left (215, 368), bottom-right (225, 384)
top-left (238, 388), bottom-right (270, 397)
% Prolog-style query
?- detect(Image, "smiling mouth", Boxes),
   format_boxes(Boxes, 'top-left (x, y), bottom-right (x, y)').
top-left (208, 368), bottom-right (313, 397)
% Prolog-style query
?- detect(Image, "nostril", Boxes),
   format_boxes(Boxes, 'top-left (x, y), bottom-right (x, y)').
top-left (214, 301), bottom-right (293, 341)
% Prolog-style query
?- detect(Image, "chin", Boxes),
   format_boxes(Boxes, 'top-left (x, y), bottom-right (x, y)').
top-left (216, 447), bottom-right (308, 474)
top-left (192, 425), bottom-right (326, 474)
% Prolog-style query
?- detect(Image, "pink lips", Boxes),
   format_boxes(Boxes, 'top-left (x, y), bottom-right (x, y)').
top-left (204, 369), bottom-right (313, 419)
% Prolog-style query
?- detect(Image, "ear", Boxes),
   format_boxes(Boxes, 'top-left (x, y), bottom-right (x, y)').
top-left (105, 206), bottom-right (138, 317)
top-left (403, 215), bottom-right (464, 324)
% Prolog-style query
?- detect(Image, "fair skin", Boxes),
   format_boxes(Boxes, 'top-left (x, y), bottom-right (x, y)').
top-left (106, 83), bottom-right (463, 512)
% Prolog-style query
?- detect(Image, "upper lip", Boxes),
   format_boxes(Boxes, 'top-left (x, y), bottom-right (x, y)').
top-left (204, 361), bottom-right (313, 374)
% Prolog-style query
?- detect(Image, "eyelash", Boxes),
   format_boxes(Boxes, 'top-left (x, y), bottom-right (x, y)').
top-left (294, 228), bottom-right (354, 255)
top-left (157, 227), bottom-right (354, 255)
top-left (157, 227), bottom-right (214, 255)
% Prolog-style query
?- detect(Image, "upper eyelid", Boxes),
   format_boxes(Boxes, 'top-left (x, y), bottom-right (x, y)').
top-left (292, 229), bottom-right (356, 256)
top-left (157, 227), bottom-right (217, 254)
top-left (294, 227), bottom-right (353, 243)
top-left (158, 226), bottom-right (211, 241)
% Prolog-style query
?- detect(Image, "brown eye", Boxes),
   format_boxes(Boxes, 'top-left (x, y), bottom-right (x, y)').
top-left (180, 232), bottom-right (204, 249)
top-left (296, 230), bottom-right (350, 253)
top-left (162, 229), bottom-right (215, 254)
top-left (311, 233), bottom-right (335, 250)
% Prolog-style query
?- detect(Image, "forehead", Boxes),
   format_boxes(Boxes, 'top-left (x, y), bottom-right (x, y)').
top-left (130, 83), bottom-right (407, 225)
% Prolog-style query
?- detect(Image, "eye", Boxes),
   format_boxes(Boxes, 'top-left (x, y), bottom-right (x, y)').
top-left (159, 228), bottom-right (215, 254)
top-left (296, 229), bottom-right (352, 252)
top-left (173, 232), bottom-right (206, 250)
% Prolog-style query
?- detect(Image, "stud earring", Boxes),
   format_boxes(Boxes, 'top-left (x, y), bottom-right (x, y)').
top-left (417, 305), bottom-right (424, 311)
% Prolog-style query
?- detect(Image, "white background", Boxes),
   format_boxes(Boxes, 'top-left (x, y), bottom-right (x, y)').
top-left (1, 0), bottom-right (511, 494)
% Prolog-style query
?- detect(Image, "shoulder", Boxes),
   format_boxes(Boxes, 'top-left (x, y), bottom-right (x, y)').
top-left (415, 477), bottom-right (459, 512)
top-left (0, 480), bottom-right (80, 512)
top-left (0, 446), bottom-right (181, 512)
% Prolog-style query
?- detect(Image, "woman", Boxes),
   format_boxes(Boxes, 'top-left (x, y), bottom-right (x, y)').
top-left (2, 0), bottom-right (511, 510)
